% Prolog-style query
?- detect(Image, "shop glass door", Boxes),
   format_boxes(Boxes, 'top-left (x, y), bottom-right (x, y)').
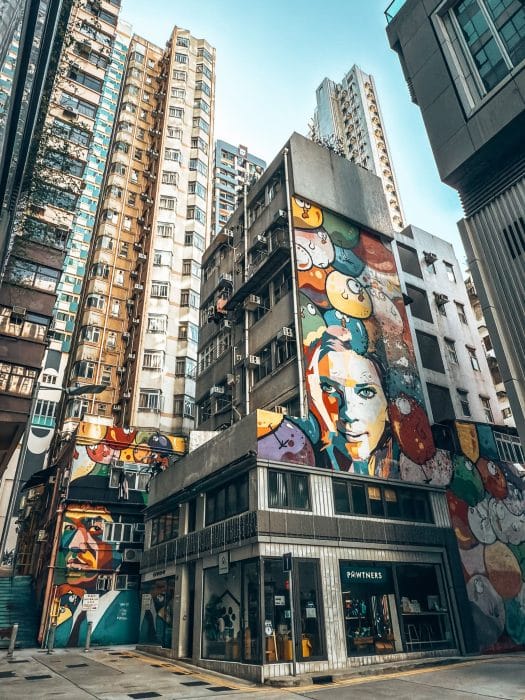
top-left (295, 560), bottom-right (325, 661)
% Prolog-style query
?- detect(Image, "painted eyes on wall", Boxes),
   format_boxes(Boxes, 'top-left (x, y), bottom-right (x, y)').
top-left (295, 198), bottom-right (311, 212)
top-left (320, 382), bottom-right (378, 401)
top-left (355, 386), bottom-right (378, 400)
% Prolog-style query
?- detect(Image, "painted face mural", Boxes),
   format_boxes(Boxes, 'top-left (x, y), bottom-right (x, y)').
top-left (257, 196), bottom-right (433, 476)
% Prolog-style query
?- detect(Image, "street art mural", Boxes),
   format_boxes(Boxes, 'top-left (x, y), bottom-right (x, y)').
top-left (258, 196), bottom-right (440, 479)
top-left (50, 423), bottom-right (185, 647)
top-left (53, 504), bottom-right (139, 647)
top-left (446, 422), bottom-right (525, 652)
top-left (256, 197), bottom-right (525, 653)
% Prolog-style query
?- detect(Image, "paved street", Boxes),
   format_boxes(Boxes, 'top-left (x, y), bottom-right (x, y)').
top-left (0, 648), bottom-right (524, 700)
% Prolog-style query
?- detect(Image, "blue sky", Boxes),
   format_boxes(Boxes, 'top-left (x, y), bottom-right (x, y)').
top-left (121, 0), bottom-right (466, 263)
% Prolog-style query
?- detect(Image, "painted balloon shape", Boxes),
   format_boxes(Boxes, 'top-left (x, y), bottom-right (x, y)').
top-left (389, 394), bottom-right (435, 465)
top-left (295, 228), bottom-right (335, 269)
top-left (322, 210), bottom-right (360, 248)
top-left (352, 231), bottom-right (396, 273)
top-left (477, 458), bottom-right (508, 500)
top-left (325, 270), bottom-right (372, 318)
top-left (484, 541), bottom-right (522, 599)
top-left (449, 455), bottom-right (485, 506)
top-left (333, 245), bottom-right (365, 277)
top-left (298, 267), bottom-right (332, 309)
top-left (291, 196), bottom-right (323, 229)
top-left (300, 293), bottom-right (327, 341)
top-left (323, 309), bottom-right (368, 354)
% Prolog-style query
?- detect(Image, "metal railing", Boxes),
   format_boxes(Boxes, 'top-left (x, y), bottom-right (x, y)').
top-left (385, 0), bottom-right (407, 23)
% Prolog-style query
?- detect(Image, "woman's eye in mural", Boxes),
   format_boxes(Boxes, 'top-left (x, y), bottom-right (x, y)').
top-left (64, 524), bottom-right (75, 532)
top-left (355, 385), bottom-right (377, 400)
top-left (320, 382), bottom-right (338, 396)
top-left (90, 525), bottom-right (104, 536)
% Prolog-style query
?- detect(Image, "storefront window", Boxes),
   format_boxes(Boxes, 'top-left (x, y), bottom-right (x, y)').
top-left (202, 560), bottom-right (260, 663)
top-left (339, 561), bottom-right (455, 657)
top-left (397, 564), bottom-right (454, 650)
top-left (340, 562), bottom-right (398, 656)
top-left (263, 559), bottom-right (292, 663)
top-left (296, 560), bottom-right (324, 660)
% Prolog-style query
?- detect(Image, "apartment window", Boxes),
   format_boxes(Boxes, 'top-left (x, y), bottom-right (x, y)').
top-left (106, 332), bottom-right (116, 350)
top-left (80, 325), bottom-right (101, 343)
top-left (147, 314), bottom-right (167, 333)
top-left (167, 126), bottom-right (182, 139)
top-left (415, 330), bottom-right (445, 373)
top-left (158, 222), bottom-right (174, 238)
top-left (134, 148), bottom-right (143, 161)
top-left (149, 513), bottom-right (179, 546)
top-left (427, 382), bottom-right (455, 423)
top-left (161, 171), bottom-right (178, 185)
top-left (101, 365), bottom-right (112, 385)
top-left (90, 263), bottom-right (110, 279)
top-left (171, 87), bottom-right (185, 99)
top-left (452, 0), bottom-right (524, 92)
top-left (32, 399), bottom-right (57, 427)
top-left (197, 46), bottom-right (213, 62)
top-left (59, 92), bottom-right (97, 119)
top-left (151, 281), bottom-right (169, 298)
top-left (86, 294), bottom-right (105, 309)
top-left (182, 259), bottom-right (200, 277)
top-left (173, 394), bottom-right (195, 418)
top-left (175, 357), bottom-right (196, 377)
top-left (197, 62), bottom-right (213, 79)
top-left (159, 196), bottom-right (176, 210)
top-left (68, 67), bottom-right (103, 92)
top-left (138, 389), bottom-right (162, 411)
top-left (192, 116), bottom-right (209, 133)
top-left (205, 474), bottom-right (249, 526)
top-left (175, 52), bottom-right (188, 63)
top-left (41, 372), bottom-right (57, 385)
top-left (194, 98), bottom-right (210, 114)
top-left (173, 69), bottom-right (187, 80)
top-left (0, 363), bottom-right (37, 396)
top-left (32, 183), bottom-right (78, 211)
top-left (43, 150), bottom-right (84, 177)
top-left (164, 148), bottom-right (181, 162)
top-left (457, 389), bottom-right (472, 416)
top-left (186, 205), bottom-right (206, 223)
top-left (66, 398), bottom-right (88, 418)
top-left (169, 106), bottom-right (184, 118)
top-left (406, 284), bottom-right (433, 323)
top-left (444, 261), bottom-right (456, 283)
top-left (178, 322), bottom-right (199, 343)
top-left (397, 243), bottom-right (423, 277)
top-left (5, 258), bottom-right (61, 293)
top-left (180, 289), bottom-right (199, 308)
top-left (103, 522), bottom-right (133, 544)
top-left (143, 350), bottom-right (164, 370)
top-left (268, 470), bottom-right (310, 510)
top-left (73, 360), bottom-right (95, 380)
top-left (52, 119), bottom-right (90, 147)
top-left (119, 242), bottom-right (129, 258)
top-left (467, 346), bottom-right (481, 370)
top-left (273, 267), bottom-right (292, 303)
top-left (502, 407), bottom-right (513, 419)
top-left (445, 338), bottom-right (459, 364)
top-left (110, 299), bottom-right (120, 317)
top-left (153, 250), bottom-right (169, 266)
top-left (188, 180), bottom-right (207, 198)
top-left (494, 431), bottom-right (524, 464)
top-left (276, 338), bottom-right (296, 366)
top-left (456, 302), bottom-right (468, 324)
top-left (480, 396), bottom-right (494, 422)
top-left (142, 91), bottom-right (151, 102)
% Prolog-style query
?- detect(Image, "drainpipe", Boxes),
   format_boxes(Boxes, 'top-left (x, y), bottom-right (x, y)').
top-left (243, 179), bottom-right (250, 416)
top-left (282, 148), bottom-right (306, 420)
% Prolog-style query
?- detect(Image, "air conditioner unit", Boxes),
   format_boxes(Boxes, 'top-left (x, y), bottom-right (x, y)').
top-left (210, 385), bottom-right (225, 396)
top-left (221, 319), bottom-right (232, 330)
top-left (226, 373), bottom-right (235, 386)
top-left (62, 107), bottom-right (77, 120)
top-left (11, 305), bottom-right (26, 317)
top-left (244, 294), bottom-right (261, 310)
top-left (127, 352), bottom-right (136, 361)
top-left (246, 354), bottom-right (260, 367)
top-left (130, 270), bottom-right (138, 278)
top-left (122, 332), bottom-right (130, 340)
top-left (274, 405), bottom-right (288, 415)
top-left (223, 229), bottom-right (233, 238)
top-left (123, 548), bottom-right (142, 563)
top-left (424, 251), bottom-right (438, 264)
top-left (273, 209), bottom-right (287, 224)
top-left (132, 317), bottom-right (140, 325)
top-left (113, 403), bottom-right (122, 411)
top-left (137, 252), bottom-right (147, 261)
top-left (133, 283), bottom-right (144, 291)
top-left (219, 272), bottom-right (233, 284)
top-left (123, 391), bottom-right (131, 399)
top-left (255, 234), bottom-right (267, 245)
top-left (277, 326), bottom-right (294, 341)
top-left (116, 367), bottom-right (126, 374)
top-left (37, 529), bottom-right (47, 542)
top-left (234, 353), bottom-right (243, 364)
top-left (435, 293), bottom-right (449, 306)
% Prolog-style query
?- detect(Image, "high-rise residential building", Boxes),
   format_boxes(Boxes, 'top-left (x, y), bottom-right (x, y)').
top-left (396, 224), bottom-right (503, 426)
top-left (311, 65), bottom-right (405, 231)
top-left (62, 27), bottom-right (216, 439)
top-left (212, 140), bottom-right (266, 235)
top-left (386, 0), bottom-right (525, 444)
top-left (0, 0), bottom-right (126, 554)
top-left (137, 133), bottom-right (525, 675)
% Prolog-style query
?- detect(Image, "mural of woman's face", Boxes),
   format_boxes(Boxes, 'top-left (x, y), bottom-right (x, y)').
top-left (62, 516), bottom-right (106, 572)
top-left (308, 345), bottom-right (388, 462)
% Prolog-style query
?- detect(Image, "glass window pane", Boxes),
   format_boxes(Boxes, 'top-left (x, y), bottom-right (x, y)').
top-left (333, 481), bottom-right (351, 514)
top-left (351, 484), bottom-right (368, 514)
top-left (290, 474), bottom-right (309, 509)
top-left (297, 560), bottom-right (324, 659)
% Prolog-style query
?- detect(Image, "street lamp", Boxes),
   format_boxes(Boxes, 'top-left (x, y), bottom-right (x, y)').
top-left (0, 382), bottom-right (107, 561)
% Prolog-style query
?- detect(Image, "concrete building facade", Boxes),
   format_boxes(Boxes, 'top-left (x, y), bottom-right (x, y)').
top-left (386, 0), bottom-right (525, 444)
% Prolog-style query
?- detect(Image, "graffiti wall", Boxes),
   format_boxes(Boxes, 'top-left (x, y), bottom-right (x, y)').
top-left (50, 423), bottom-right (185, 647)
top-left (446, 422), bottom-right (525, 652)
top-left (258, 196), bottom-right (446, 481)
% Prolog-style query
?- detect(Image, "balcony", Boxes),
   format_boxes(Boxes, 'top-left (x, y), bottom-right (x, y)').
top-left (385, 0), bottom-right (407, 23)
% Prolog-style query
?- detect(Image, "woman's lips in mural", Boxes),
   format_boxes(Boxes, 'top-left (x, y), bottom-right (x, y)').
top-left (340, 430), bottom-right (367, 442)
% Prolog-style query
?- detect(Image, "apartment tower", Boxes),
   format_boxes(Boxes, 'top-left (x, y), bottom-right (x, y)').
top-left (65, 27), bottom-right (216, 439)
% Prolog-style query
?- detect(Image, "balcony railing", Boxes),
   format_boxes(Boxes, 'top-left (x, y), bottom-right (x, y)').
top-left (385, 0), bottom-right (407, 23)
top-left (141, 510), bottom-right (257, 571)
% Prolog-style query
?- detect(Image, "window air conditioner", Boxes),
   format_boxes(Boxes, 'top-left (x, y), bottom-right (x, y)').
top-left (221, 319), bottom-right (232, 330)
top-left (123, 391), bottom-right (131, 399)
top-left (123, 548), bottom-right (142, 563)
top-left (274, 405), bottom-right (288, 415)
top-left (11, 306), bottom-right (26, 316)
top-left (113, 404), bottom-right (122, 411)
top-left (246, 354), bottom-right (260, 367)
top-left (277, 326), bottom-right (294, 341)
top-left (244, 294), bottom-right (261, 310)
top-left (435, 293), bottom-right (449, 306)
top-left (210, 385), bottom-right (225, 396)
